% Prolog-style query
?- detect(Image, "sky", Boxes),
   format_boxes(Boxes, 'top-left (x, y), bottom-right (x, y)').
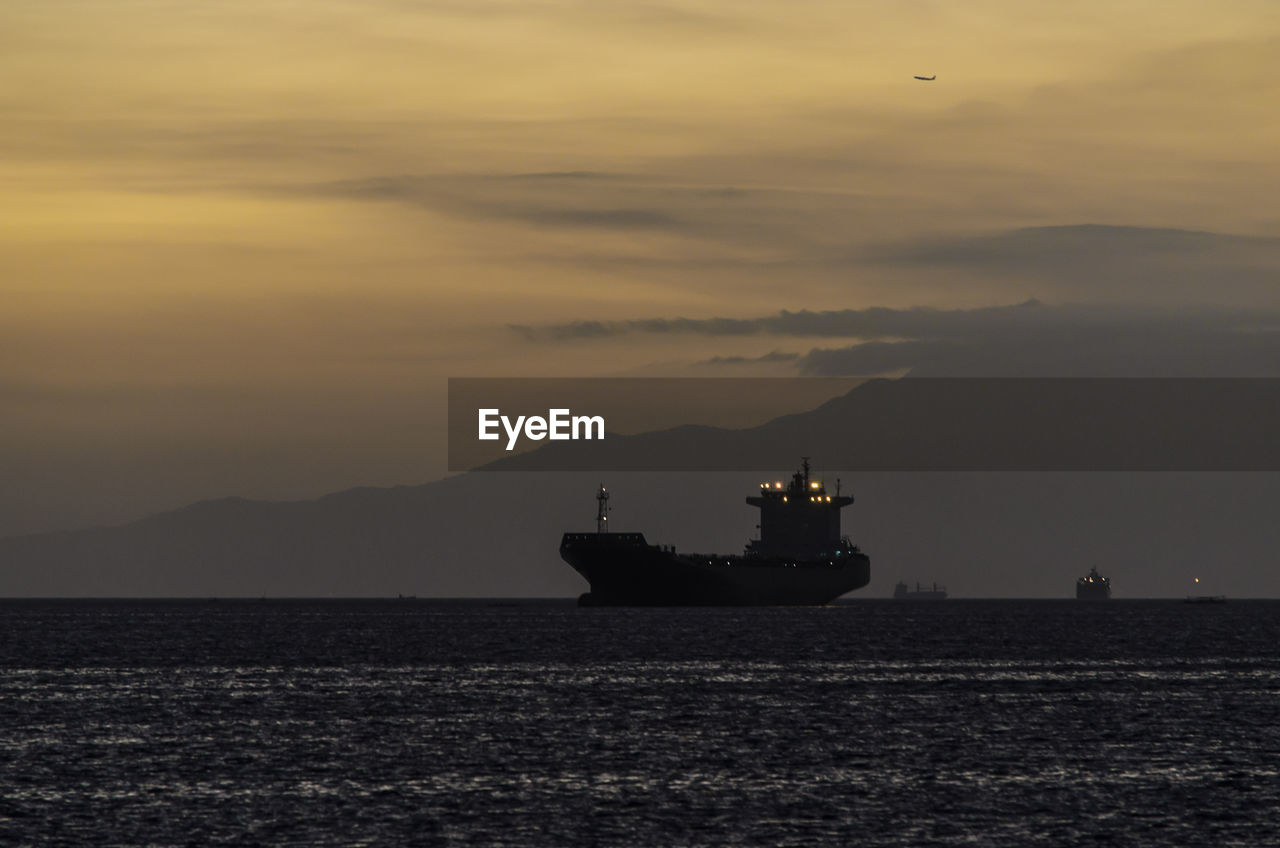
top-left (3, 0), bottom-right (1280, 536)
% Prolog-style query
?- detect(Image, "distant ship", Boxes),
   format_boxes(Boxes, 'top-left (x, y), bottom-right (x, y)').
top-left (893, 581), bottom-right (947, 600)
top-left (1185, 577), bottom-right (1225, 603)
top-left (1076, 566), bottom-right (1112, 600)
top-left (560, 459), bottom-right (871, 606)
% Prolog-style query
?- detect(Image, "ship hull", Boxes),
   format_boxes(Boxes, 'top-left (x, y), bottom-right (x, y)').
top-left (561, 533), bottom-right (870, 606)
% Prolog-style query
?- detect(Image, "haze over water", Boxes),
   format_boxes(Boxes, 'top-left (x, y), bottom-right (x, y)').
top-left (4, 598), bottom-right (1277, 845)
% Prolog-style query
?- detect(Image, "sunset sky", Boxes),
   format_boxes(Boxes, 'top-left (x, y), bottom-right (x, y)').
top-left (4, 1), bottom-right (1280, 535)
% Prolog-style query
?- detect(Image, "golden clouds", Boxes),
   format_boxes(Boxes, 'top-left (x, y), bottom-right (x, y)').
top-left (3, 1), bottom-right (1280, 532)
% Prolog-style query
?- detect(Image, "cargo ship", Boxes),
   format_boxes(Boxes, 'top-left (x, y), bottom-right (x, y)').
top-left (893, 581), bottom-right (947, 600)
top-left (561, 459), bottom-right (871, 606)
top-left (1076, 566), bottom-right (1112, 600)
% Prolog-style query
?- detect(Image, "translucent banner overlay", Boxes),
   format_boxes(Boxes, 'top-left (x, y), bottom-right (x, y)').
top-left (448, 378), bottom-right (1280, 472)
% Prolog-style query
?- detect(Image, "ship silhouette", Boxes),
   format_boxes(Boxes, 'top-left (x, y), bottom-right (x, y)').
top-left (560, 459), bottom-right (871, 606)
top-left (893, 581), bottom-right (947, 600)
top-left (1076, 565), bottom-right (1111, 600)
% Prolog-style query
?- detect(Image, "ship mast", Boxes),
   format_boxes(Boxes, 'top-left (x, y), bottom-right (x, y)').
top-left (596, 484), bottom-right (611, 534)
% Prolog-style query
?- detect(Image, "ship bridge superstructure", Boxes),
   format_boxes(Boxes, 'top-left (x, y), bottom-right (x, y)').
top-left (745, 458), bottom-right (854, 558)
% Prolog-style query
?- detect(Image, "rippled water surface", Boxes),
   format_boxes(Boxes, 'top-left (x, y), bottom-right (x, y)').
top-left (3, 599), bottom-right (1279, 846)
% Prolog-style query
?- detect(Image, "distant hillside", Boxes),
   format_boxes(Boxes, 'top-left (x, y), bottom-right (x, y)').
top-left (0, 477), bottom-right (581, 597)
top-left (4, 380), bottom-right (1280, 597)
top-left (481, 378), bottom-right (1279, 472)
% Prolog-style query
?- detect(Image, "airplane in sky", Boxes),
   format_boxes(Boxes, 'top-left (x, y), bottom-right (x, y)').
top-left (913, 75), bottom-right (936, 81)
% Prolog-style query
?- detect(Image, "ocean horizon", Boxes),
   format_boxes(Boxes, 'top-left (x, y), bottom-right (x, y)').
top-left (4, 598), bottom-right (1277, 845)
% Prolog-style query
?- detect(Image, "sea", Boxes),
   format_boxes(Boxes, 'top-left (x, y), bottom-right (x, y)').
top-left (2, 598), bottom-right (1278, 847)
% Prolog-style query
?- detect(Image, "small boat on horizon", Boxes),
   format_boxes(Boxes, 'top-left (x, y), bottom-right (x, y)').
top-left (893, 581), bottom-right (947, 600)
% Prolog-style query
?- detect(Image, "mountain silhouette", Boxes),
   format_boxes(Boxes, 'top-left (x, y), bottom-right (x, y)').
top-left (479, 378), bottom-right (1278, 472)
top-left (4, 379), bottom-right (1280, 597)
